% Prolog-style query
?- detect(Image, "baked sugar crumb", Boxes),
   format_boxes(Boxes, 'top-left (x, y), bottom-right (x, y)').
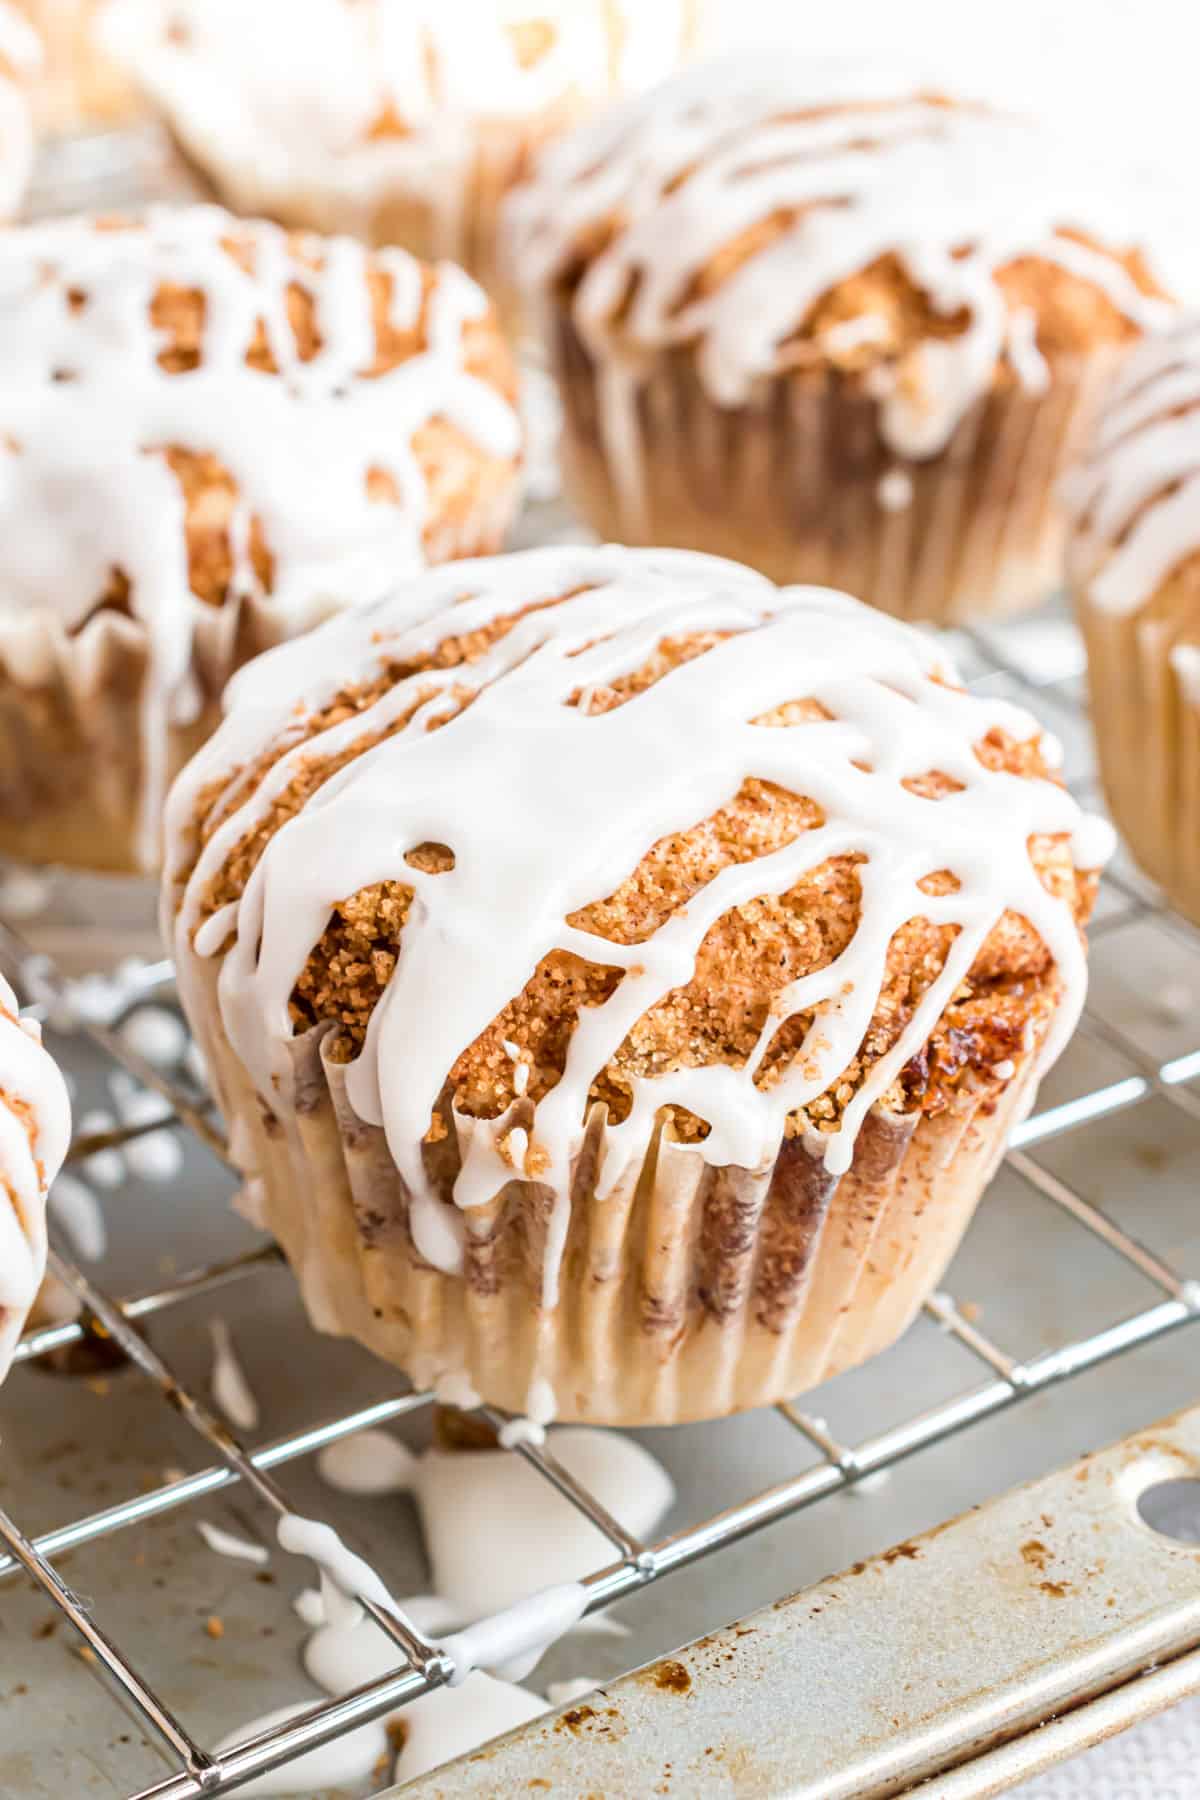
top-left (190, 613), bottom-right (1092, 1144)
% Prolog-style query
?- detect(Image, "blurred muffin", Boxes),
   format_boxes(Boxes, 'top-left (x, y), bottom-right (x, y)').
top-left (508, 57), bottom-right (1170, 625)
top-left (0, 1), bottom-right (37, 217)
top-left (12, 1), bottom-right (136, 126)
top-left (103, 0), bottom-right (709, 317)
top-left (0, 205), bottom-right (522, 875)
top-left (1068, 316), bottom-right (1200, 924)
top-left (0, 971), bottom-right (71, 1383)
top-left (165, 544), bottom-right (1108, 1426)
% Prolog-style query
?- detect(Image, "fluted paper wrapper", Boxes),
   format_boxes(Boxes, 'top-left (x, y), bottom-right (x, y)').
top-left (0, 595), bottom-right (292, 874)
top-left (552, 322), bottom-right (1124, 627)
top-left (0, 476), bottom-right (517, 875)
top-left (1075, 586), bottom-right (1200, 927)
top-left (190, 958), bottom-right (1039, 1425)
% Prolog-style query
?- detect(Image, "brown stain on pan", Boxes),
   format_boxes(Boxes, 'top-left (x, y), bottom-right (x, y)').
top-left (652, 1660), bottom-right (693, 1694)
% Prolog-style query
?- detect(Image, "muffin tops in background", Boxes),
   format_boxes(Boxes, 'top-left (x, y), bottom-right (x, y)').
top-left (1067, 314), bottom-right (1200, 632)
top-left (166, 544), bottom-right (1110, 1294)
top-left (0, 204), bottom-right (520, 678)
top-left (508, 55), bottom-right (1170, 458)
top-left (9, 0), bottom-right (137, 127)
top-left (101, 0), bottom-right (708, 272)
top-left (0, 1), bottom-right (38, 218)
top-left (0, 205), bottom-right (521, 862)
top-left (0, 971), bottom-right (70, 1384)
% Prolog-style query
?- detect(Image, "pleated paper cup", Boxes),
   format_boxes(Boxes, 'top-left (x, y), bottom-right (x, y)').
top-left (0, 473), bottom-right (517, 876)
top-left (185, 953), bottom-right (1044, 1426)
top-left (551, 320), bottom-right (1124, 627)
top-left (0, 595), bottom-right (288, 874)
top-left (1074, 576), bottom-right (1200, 927)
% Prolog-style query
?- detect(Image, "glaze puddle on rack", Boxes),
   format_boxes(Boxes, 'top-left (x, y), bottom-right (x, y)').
top-left (1, 589), bottom-right (1199, 1798)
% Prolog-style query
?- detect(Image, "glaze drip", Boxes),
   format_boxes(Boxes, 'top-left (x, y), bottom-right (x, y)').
top-left (1066, 314), bottom-right (1200, 615)
top-left (0, 972), bottom-right (72, 1380)
top-left (166, 545), bottom-right (1109, 1308)
top-left (507, 56), bottom-right (1166, 465)
top-left (0, 205), bottom-right (521, 862)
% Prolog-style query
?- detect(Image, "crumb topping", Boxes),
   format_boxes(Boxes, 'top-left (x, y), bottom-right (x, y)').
top-left (0, 209), bottom-right (520, 619)
top-left (188, 598), bottom-right (1093, 1142)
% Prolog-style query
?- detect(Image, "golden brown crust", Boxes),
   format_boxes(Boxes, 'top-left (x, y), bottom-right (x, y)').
top-left (549, 97), bottom-right (1168, 376)
top-left (188, 601), bottom-right (1094, 1143)
top-left (55, 218), bottom-right (520, 613)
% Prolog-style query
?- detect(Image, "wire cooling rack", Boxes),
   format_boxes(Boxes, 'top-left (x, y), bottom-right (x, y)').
top-left (1, 607), bottom-right (1199, 1800)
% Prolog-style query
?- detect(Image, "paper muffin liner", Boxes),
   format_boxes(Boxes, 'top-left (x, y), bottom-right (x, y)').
top-left (550, 321), bottom-right (1125, 627)
top-left (186, 955), bottom-right (1041, 1425)
top-left (0, 480), bottom-right (517, 875)
top-left (1074, 587), bottom-right (1200, 926)
top-left (0, 595), bottom-right (295, 874)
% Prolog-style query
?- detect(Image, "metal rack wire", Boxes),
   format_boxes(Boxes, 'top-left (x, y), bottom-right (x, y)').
top-left (1, 617), bottom-right (1199, 1800)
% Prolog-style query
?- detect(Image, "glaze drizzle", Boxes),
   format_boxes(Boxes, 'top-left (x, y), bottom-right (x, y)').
top-left (0, 205), bottom-right (520, 863)
top-left (0, 972), bottom-right (71, 1380)
top-left (509, 56), bottom-right (1164, 460)
top-left (167, 546), bottom-right (1109, 1306)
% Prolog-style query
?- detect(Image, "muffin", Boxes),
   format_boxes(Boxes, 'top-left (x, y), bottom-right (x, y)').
top-left (0, 204), bottom-right (522, 875)
top-left (11, 1), bottom-right (136, 126)
top-left (0, 972), bottom-right (71, 1383)
top-left (0, 1), bottom-right (37, 218)
top-left (1067, 315), bottom-right (1200, 924)
top-left (102, 0), bottom-right (709, 319)
top-left (164, 544), bottom-right (1109, 1426)
top-left (507, 57), bottom-right (1171, 626)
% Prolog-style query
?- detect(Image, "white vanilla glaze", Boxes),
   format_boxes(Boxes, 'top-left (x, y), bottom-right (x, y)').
top-left (507, 53), bottom-right (1166, 521)
top-left (316, 1427), bottom-right (417, 1496)
top-left (196, 1519), bottom-right (270, 1565)
top-left (1067, 314), bottom-right (1200, 617)
top-left (46, 1170), bottom-right (106, 1262)
top-left (0, 972), bottom-right (71, 1380)
top-left (413, 1428), bottom-right (674, 1624)
top-left (168, 545), bottom-right (1110, 1305)
top-left (0, 3), bottom-right (36, 222)
top-left (391, 1674), bottom-right (549, 1785)
top-left (211, 1699), bottom-right (389, 1798)
top-left (276, 1509), bottom-right (587, 1685)
top-left (216, 1423), bottom-right (673, 1793)
top-left (209, 1316), bottom-right (260, 1432)
top-left (311, 1420), bottom-right (673, 1625)
top-left (103, 0), bottom-right (702, 259)
top-left (0, 204), bottom-right (520, 865)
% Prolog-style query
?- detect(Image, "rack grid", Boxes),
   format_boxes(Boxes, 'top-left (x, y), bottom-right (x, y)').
top-left (1, 608), bottom-right (1198, 1799)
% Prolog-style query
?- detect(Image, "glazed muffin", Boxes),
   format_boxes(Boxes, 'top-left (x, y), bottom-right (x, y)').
top-left (0, 972), bottom-right (71, 1383)
top-left (11, 1), bottom-right (136, 125)
top-left (508, 57), bottom-right (1171, 626)
top-left (0, 1), bottom-right (37, 218)
top-left (102, 0), bottom-right (708, 319)
top-left (164, 544), bottom-right (1109, 1426)
top-left (1067, 316), bottom-right (1200, 924)
top-left (0, 204), bottom-right (522, 875)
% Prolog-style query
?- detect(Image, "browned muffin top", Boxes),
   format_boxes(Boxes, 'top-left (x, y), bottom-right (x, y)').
top-left (169, 548), bottom-right (1102, 1184)
top-left (509, 58), bottom-right (1170, 456)
top-left (0, 207), bottom-right (521, 629)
